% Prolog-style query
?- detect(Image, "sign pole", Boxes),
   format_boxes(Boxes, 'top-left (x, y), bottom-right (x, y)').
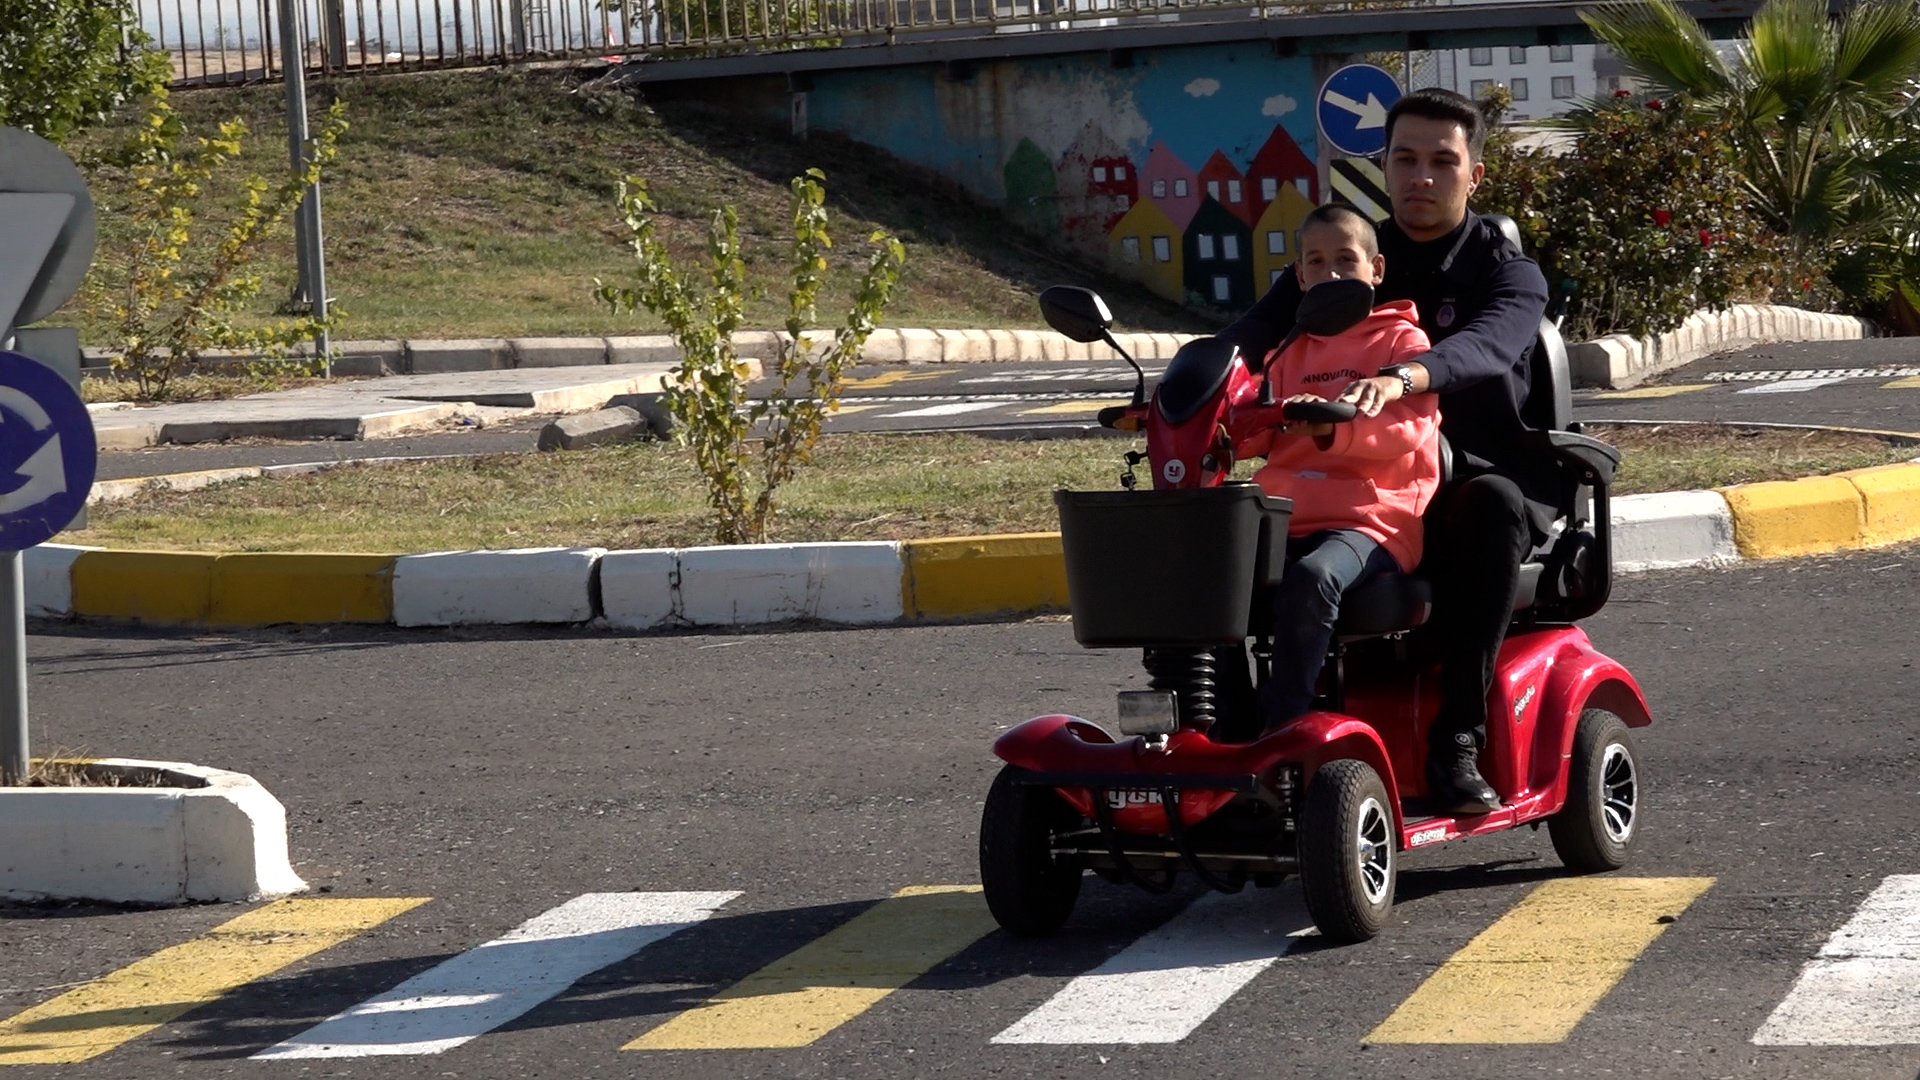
top-left (0, 549), bottom-right (26, 785)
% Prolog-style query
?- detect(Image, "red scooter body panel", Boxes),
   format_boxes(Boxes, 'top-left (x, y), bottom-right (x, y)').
top-left (1145, 360), bottom-right (1254, 489)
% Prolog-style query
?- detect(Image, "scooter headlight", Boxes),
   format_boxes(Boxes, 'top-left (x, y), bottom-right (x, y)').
top-left (1116, 690), bottom-right (1179, 736)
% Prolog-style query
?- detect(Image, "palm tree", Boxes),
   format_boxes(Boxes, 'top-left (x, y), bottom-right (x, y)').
top-left (1583, 0), bottom-right (1920, 306)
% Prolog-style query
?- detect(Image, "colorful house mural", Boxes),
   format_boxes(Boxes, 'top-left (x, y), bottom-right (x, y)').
top-left (1055, 121), bottom-right (1138, 260)
top-left (1183, 198), bottom-right (1255, 308)
top-left (1197, 151), bottom-right (1254, 227)
top-left (1252, 183), bottom-right (1316, 292)
top-left (1109, 197), bottom-right (1185, 302)
top-left (1248, 125), bottom-right (1319, 222)
top-left (1141, 142), bottom-right (1203, 232)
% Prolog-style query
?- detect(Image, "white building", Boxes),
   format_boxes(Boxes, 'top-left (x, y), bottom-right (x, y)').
top-left (1425, 43), bottom-right (1628, 120)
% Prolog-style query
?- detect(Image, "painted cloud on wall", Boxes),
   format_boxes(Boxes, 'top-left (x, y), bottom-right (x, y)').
top-left (1185, 77), bottom-right (1221, 97)
top-left (1262, 93), bottom-right (1297, 117)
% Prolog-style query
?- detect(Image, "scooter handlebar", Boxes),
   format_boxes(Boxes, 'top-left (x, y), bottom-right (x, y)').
top-left (1279, 399), bottom-right (1359, 425)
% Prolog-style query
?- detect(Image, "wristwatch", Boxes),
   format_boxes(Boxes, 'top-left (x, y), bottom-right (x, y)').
top-left (1378, 364), bottom-right (1416, 396)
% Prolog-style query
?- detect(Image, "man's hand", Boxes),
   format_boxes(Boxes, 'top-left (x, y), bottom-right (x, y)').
top-left (1337, 375), bottom-right (1404, 417)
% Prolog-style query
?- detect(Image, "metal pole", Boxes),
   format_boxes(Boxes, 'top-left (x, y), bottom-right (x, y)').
top-left (279, 0), bottom-right (331, 374)
top-left (0, 551), bottom-right (27, 786)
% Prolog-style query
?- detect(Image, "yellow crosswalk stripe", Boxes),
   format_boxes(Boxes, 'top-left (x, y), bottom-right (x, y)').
top-left (625, 885), bottom-right (997, 1050)
top-left (1017, 400), bottom-right (1130, 416)
top-left (842, 370), bottom-right (945, 390)
top-left (0, 897), bottom-right (428, 1065)
top-left (1881, 375), bottom-right (1920, 389)
top-left (1591, 384), bottom-right (1713, 399)
top-left (1363, 877), bottom-right (1713, 1044)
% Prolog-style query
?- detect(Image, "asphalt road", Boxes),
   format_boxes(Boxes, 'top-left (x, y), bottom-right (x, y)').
top-left (5, 544), bottom-right (1920, 1078)
top-left (92, 337), bottom-right (1920, 481)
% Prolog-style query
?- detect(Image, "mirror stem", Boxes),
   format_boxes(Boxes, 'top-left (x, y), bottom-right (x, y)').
top-left (1101, 331), bottom-right (1146, 406)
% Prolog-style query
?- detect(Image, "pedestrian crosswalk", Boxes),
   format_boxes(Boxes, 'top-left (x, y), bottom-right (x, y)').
top-left (5, 874), bottom-right (1920, 1065)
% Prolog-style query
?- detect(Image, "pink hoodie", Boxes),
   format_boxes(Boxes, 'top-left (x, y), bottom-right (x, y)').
top-left (1233, 299), bottom-right (1441, 572)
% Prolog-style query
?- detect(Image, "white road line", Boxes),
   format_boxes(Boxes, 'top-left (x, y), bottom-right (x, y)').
top-left (884, 401), bottom-right (1008, 418)
top-left (991, 889), bottom-right (1313, 1045)
top-left (1734, 377), bottom-right (1851, 394)
top-left (253, 891), bottom-right (740, 1059)
top-left (1753, 875), bottom-right (1920, 1045)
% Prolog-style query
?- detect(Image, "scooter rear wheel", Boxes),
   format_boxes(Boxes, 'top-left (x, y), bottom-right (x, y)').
top-left (1549, 708), bottom-right (1641, 872)
top-left (1298, 758), bottom-right (1395, 943)
top-left (980, 765), bottom-right (1084, 936)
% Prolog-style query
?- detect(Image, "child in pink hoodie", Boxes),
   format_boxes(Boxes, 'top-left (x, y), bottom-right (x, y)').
top-left (1232, 204), bottom-right (1442, 734)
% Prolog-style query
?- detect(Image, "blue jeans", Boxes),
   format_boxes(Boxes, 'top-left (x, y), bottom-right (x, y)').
top-left (1258, 529), bottom-right (1401, 730)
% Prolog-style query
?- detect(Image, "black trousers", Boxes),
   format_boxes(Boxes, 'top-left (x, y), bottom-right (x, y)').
top-left (1422, 473), bottom-right (1535, 748)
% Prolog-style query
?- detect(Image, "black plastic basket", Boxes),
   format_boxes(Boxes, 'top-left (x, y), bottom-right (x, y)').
top-left (1054, 483), bottom-right (1292, 648)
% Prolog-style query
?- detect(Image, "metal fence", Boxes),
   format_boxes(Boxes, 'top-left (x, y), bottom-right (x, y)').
top-left (141, 0), bottom-right (1344, 86)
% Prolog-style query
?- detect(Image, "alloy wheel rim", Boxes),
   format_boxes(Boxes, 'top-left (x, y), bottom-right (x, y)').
top-left (1355, 796), bottom-right (1392, 904)
top-left (1600, 743), bottom-right (1636, 843)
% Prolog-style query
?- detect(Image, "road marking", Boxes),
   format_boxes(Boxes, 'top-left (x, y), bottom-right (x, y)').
top-left (1590, 384), bottom-right (1712, 400)
top-left (625, 885), bottom-right (997, 1050)
top-left (1364, 877), bottom-right (1713, 1044)
top-left (842, 370), bottom-right (946, 390)
top-left (1883, 375), bottom-right (1920, 389)
top-left (1735, 377), bottom-right (1851, 394)
top-left (254, 892), bottom-right (739, 1059)
top-left (1753, 875), bottom-right (1920, 1045)
top-left (992, 889), bottom-right (1313, 1045)
top-left (883, 402), bottom-right (1006, 418)
top-left (1017, 400), bottom-right (1130, 417)
top-left (828, 402), bottom-right (885, 414)
top-left (0, 897), bottom-right (427, 1066)
top-left (1706, 366), bottom-right (1920, 382)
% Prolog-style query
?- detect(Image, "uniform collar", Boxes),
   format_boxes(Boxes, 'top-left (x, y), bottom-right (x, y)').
top-left (1382, 211), bottom-right (1480, 279)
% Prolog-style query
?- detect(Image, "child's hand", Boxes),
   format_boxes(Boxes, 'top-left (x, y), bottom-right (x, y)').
top-left (1278, 394), bottom-right (1332, 437)
top-left (1283, 393), bottom-right (1326, 405)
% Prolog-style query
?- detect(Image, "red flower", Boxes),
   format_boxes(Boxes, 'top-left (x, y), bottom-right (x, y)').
top-left (1646, 99), bottom-right (1664, 111)
top-left (1653, 208), bottom-right (1672, 226)
top-left (1699, 228), bottom-right (1713, 246)
top-left (1614, 89), bottom-right (1632, 98)
top-left (1800, 278), bottom-right (1814, 292)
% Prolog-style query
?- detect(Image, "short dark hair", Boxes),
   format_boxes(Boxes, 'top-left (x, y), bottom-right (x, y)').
top-left (1298, 203), bottom-right (1378, 259)
top-left (1384, 87), bottom-right (1487, 159)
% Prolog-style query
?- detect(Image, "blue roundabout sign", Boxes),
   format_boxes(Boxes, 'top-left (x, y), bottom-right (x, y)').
top-left (1316, 64), bottom-right (1404, 159)
top-left (0, 351), bottom-right (96, 551)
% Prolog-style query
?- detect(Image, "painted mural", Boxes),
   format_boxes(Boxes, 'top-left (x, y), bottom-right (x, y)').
top-left (801, 43), bottom-right (1329, 307)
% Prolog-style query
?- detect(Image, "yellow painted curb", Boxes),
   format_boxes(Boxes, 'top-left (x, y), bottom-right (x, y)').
top-left (71, 550), bottom-right (218, 624)
top-left (1719, 475), bottom-right (1865, 559)
top-left (209, 553), bottom-right (395, 627)
top-left (902, 532), bottom-right (1067, 619)
top-left (1840, 461), bottom-right (1920, 547)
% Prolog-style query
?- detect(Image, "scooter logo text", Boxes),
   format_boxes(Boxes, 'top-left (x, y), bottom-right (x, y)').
top-left (1162, 459), bottom-right (1187, 484)
top-left (1513, 683), bottom-right (1537, 718)
top-left (1105, 789), bottom-right (1163, 809)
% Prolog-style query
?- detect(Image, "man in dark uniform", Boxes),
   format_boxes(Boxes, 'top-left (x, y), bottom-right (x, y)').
top-left (1216, 87), bottom-right (1551, 815)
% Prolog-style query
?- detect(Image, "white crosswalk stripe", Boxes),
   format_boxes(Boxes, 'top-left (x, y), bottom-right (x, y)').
top-left (1752, 874), bottom-right (1920, 1046)
top-left (1734, 377), bottom-right (1852, 394)
top-left (252, 891), bottom-right (739, 1059)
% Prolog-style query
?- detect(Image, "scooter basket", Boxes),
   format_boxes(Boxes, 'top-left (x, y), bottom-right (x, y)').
top-left (1054, 483), bottom-right (1292, 648)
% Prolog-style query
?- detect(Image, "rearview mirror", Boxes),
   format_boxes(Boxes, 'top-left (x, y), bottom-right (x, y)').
top-left (1039, 286), bottom-right (1113, 344)
top-left (1294, 277), bottom-right (1374, 337)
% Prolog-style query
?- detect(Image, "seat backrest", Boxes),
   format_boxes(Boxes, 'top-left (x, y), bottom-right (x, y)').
top-left (1481, 213), bottom-right (1571, 433)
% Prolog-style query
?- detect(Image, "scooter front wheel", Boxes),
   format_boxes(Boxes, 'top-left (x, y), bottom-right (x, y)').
top-left (1298, 758), bottom-right (1395, 943)
top-left (980, 765), bottom-right (1084, 936)
top-left (1549, 708), bottom-right (1641, 872)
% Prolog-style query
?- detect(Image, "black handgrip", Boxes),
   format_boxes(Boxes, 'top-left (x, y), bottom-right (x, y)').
top-left (1280, 400), bottom-right (1358, 424)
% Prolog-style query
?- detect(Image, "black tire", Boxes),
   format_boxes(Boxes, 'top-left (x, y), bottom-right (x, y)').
top-left (1297, 758), bottom-right (1395, 944)
top-left (1549, 708), bottom-right (1642, 873)
top-left (979, 765), bottom-right (1084, 936)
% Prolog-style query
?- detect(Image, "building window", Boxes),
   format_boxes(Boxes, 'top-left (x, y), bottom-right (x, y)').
top-left (1227, 179), bottom-right (1242, 204)
top-left (1509, 45), bottom-right (1527, 63)
top-left (1212, 276), bottom-right (1231, 302)
top-left (1116, 194), bottom-right (1130, 210)
top-left (1114, 165), bottom-right (1126, 181)
top-left (1295, 177), bottom-right (1309, 197)
top-left (1206, 180), bottom-right (1221, 201)
top-left (1606, 75), bottom-right (1621, 92)
top-left (1152, 178), bottom-right (1167, 198)
top-left (1469, 47), bottom-right (1492, 66)
top-left (1174, 178), bottom-right (1189, 198)
top-left (1270, 268), bottom-right (1284, 286)
top-left (1550, 44), bottom-right (1573, 62)
top-left (1152, 235), bottom-right (1172, 262)
top-left (1512, 77), bottom-right (1529, 101)
top-left (1092, 166), bottom-right (1107, 183)
top-left (1470, 79), bottom-right (1494, 98)
top-left (1552, 75), bottom-right (1575, 99)
top-left (1222, 235), bottom-right (1240, 261)
top-left (1266, 230), bottom-right (1286, 255)
top-left (1197, 234), bottom-right (1216, 260)
top-left (1122, 236), bottom-right (1141, 262)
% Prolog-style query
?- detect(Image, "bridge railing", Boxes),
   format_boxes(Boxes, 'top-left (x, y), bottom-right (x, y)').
top-left (139, 0), bottom-right (1324, 86)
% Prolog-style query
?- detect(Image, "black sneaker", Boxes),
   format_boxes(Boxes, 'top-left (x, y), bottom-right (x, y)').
top-left (1425, 732), bottom-right (1502, 815)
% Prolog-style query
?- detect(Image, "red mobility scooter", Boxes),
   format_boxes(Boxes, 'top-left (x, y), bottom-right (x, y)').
top-left (979, 243), bottom-right (1648, 944)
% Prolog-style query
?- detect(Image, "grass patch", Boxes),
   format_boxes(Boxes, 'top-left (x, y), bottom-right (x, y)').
top-left (70, 424), bottom-right (1919, 553)
top-left (59, 69), bottom-right (1211, 345)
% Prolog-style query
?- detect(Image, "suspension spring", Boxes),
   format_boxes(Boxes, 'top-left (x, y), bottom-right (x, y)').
top-left (1142, 648), bottom-right (1217, 731)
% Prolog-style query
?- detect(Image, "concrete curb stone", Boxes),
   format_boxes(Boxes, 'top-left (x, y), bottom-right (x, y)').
top-left (393, 547), bottom-right (604, 626)
top-left (1567, 303), bottom-right (1879, 390)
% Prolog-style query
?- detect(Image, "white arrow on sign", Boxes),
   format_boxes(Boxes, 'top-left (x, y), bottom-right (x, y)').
top-left (1325, 90), bottom-right (1388, 130)
top-left (0, 383), bottom-right (66, 514)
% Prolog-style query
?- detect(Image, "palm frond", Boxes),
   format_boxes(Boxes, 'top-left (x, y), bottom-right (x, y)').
top-left (1747, 0), bottom-right (1837, 125)
top-left (1582, 0), bottom-right (1731, 99)
top-left (1833, 0), bottom-right (1920, 102)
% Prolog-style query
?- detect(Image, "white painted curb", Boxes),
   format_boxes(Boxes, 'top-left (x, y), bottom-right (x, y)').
top-left (393, 547), bottom-right (605, 626)
top-left (0, 759), bottom-right (307, 904)
top-left (676, 541), bottom-right (904, 626)
top-left (600, 548), bottom-right (680, 630)
top-left (1568, 303), bottom-right (1878, 390)
top-left (1609, 490), bottom-right (1740, 572)
top-left (24, 543), bottom-right (94, 617)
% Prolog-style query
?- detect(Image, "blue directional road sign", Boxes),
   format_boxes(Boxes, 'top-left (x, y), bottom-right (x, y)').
top-left (0, 351), bottom-right (96, 551)
top-left (1316, 64), bottom-right (1404, 159)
